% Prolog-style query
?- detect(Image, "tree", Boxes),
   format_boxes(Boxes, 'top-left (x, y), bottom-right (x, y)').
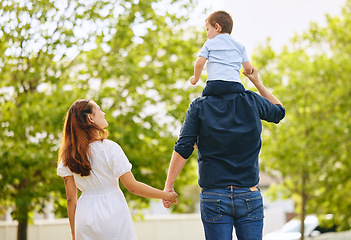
top-left (78, 0), bottom-right (205, 213)
top-left (251, 0), bottom-right (351, 238)
top-left (0, 0), bottom-right (204, 239)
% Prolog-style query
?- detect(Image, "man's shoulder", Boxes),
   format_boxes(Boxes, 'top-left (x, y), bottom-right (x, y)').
top-left (196, 95), bottom-right (207, 101)
top-left (190, 96), bottom-right (207, 105)
top-left (245, 89), bottom-right (257, 95)
top-left (244, 90), bottom-right (273, 104)
top-left (244, 89), bottom-right (262, 99)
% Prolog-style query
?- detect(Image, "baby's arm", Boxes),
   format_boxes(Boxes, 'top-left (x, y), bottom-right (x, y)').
top-left (190, 56), bottom-right (207, 85)
top-left (242, 61), bottom-right (253, 75)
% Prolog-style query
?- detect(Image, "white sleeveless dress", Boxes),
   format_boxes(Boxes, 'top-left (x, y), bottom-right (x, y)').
top-left (57, 139), bottom-right (137, 240)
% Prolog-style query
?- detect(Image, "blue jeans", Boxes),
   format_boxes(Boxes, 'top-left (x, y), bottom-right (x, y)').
top-left (200, 187), bottom-right (264, 240)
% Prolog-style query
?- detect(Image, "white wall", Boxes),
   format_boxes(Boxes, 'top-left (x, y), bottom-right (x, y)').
top-left (0, 215), bottom-right (205, 240)
top-left (135, 214), bottom-right (205, 240)
top-left (0, 212), bottom-right (288, 240)
top-left (307, 231), bottom-right (351, 240)
top-left (0, 219), bottom-right (72, 240)
top-left (2, 214), bottom-right (350, 240)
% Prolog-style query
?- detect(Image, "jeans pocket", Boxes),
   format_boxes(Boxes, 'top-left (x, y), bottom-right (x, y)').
top-left (245, 196), bottom-right (264, 220)
top-left (201, 198), bottom-right (222, 222)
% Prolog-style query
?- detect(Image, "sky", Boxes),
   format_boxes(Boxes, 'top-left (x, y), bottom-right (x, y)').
top-left (194, 0), bottom-right (347, 56)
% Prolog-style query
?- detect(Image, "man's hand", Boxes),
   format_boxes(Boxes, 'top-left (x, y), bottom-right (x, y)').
top-left (162, 188), bottom-right (177, 208)
top-left (162, 151), bottom-right (187, 208)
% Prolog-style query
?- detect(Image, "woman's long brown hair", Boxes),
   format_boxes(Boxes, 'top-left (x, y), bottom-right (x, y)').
top-left (58, 99), bottom-right (108, 176)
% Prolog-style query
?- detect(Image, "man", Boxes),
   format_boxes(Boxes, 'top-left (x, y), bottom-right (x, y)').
top-left (163, 68), bottom-right (285, 240)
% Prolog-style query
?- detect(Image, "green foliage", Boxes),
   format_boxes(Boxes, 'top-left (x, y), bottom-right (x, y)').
top-left (0, 0), bottom-right (204, 238)
top-left (74, 0), bottom-right (204, 212)
top-left (0, 0), bottom-right (89, 225)
top-left (252, 0), bottom-right (351, 231)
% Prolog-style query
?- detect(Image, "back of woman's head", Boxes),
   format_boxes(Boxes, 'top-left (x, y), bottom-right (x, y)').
top-left (58, 99), bottom-right (108, 176)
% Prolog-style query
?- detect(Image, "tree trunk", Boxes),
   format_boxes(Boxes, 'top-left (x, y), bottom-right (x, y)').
top-left (17, 220), bottom-right (28, 240)
top-left (16, 178), bottom-right (29, 240)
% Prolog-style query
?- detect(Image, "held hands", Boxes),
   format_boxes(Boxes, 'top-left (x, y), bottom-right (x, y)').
top-left (162, 188), bottom-right (177, 208)
top-left (167, 191), bottom-right (178, 203)
top-left (189, 76), bottom-right (198, 85)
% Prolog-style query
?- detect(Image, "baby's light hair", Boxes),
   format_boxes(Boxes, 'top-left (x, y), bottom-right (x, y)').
top-left (206, 10), bottom-right (233, 34)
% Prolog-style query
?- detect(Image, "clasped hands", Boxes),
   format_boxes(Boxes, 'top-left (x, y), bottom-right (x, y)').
top-left (162, 187), bottom-right (177, 208)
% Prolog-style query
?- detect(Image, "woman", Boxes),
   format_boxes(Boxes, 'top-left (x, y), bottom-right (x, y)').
top-left (57, 99), bottom-right (177, 240)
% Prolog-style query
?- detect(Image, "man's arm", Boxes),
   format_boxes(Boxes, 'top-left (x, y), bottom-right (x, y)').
top-left (243, 67), bottom-right (283, 106)
top-left (163, 151), bottom-right (187, 208)
top-left (165, 151), bottom-right (188, 190)
top-left (162, 99), bottom-right (200, 208)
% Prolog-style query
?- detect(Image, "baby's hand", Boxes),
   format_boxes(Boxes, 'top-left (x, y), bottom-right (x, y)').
top-left (189, 76), bottom-right (198, 85)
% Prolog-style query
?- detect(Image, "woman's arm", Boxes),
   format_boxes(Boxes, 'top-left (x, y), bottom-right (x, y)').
top-left (64, 176), bottom-right (77, 240)
top-left (120, 171), bottom-right (177, 202)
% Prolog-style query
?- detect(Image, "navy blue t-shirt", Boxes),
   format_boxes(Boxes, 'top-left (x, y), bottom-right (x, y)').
top-left (174, 82), bottom-right (285, 189)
